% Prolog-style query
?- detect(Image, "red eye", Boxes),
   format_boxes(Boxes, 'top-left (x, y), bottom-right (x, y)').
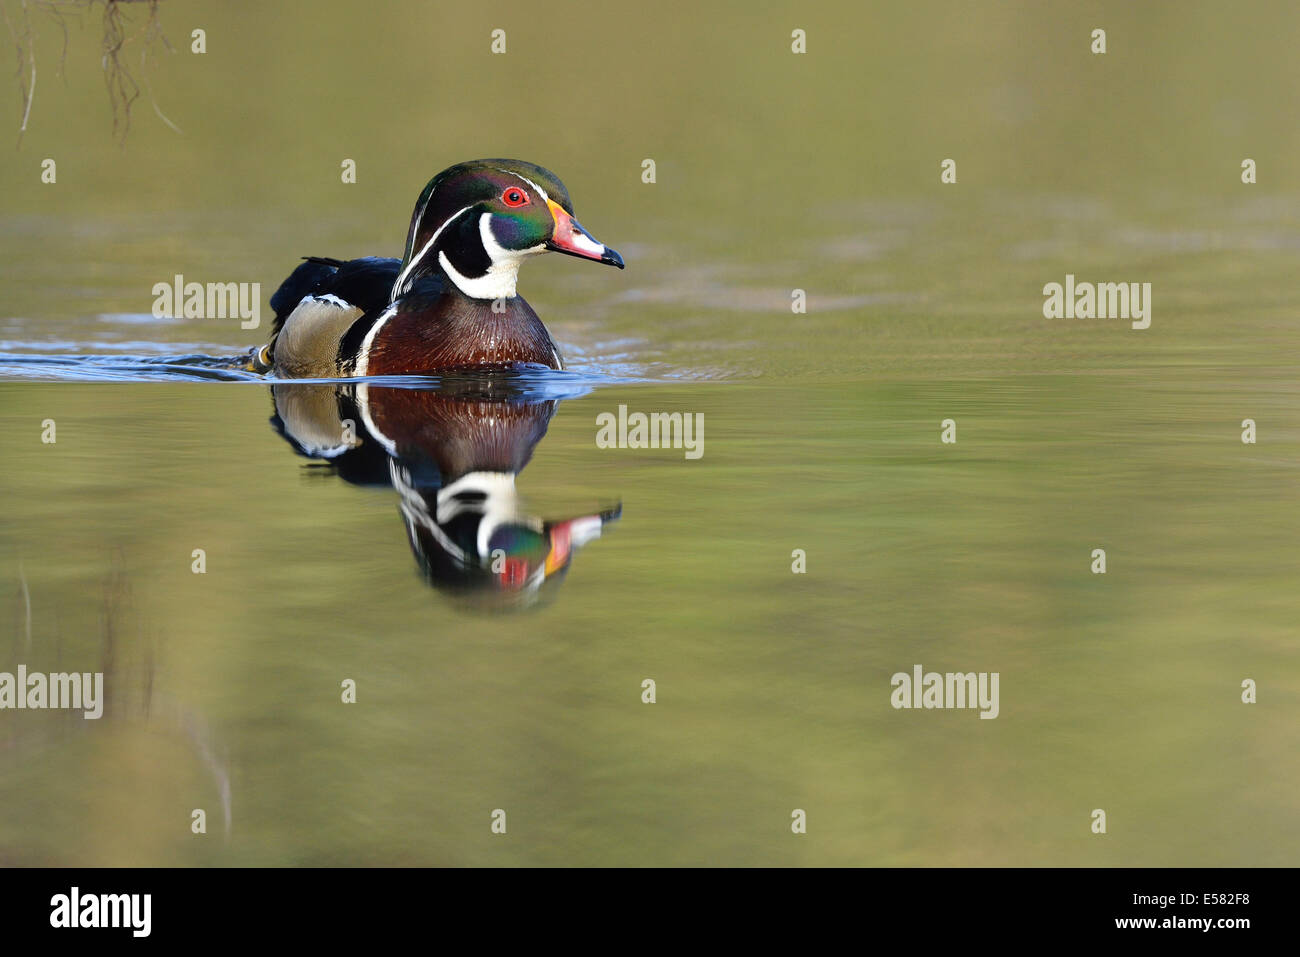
top-left (502, 187), bottom-right (529, 208)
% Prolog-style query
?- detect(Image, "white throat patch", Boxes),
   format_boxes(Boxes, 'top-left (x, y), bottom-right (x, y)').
top-left (439, 213), bottom-right (545, 300)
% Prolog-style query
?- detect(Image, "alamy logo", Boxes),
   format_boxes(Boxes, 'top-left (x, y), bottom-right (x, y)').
top-left (50, 887), bottom-right (151, 937)
top-left (0, 666), bottom-right (103, 719)
top-left (1042, 273), bottom-right (1151, 330)
top-left (890, 664), bottom-right (1000, 719)
top-left (596, 404), bottom-right (704, 459)
top-left (152, 274), bottom-right (261, 329)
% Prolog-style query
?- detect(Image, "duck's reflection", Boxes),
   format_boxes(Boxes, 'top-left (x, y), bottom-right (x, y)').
top-left (269, 378), bottom-right (620, 610)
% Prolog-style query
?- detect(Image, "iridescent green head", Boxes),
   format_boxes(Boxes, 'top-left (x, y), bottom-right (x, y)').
top-left (392, 159), bottom-right (624, 301)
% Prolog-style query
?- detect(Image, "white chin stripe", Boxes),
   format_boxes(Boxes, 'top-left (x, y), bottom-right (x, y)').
top-left (439, 213), bottom-right (544, 300)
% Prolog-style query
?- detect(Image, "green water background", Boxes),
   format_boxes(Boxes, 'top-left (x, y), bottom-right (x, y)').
top-left (0, 0), bottom-right (1296, 865)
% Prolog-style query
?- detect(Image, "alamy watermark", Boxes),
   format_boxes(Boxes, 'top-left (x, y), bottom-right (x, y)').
top-left (0, 666), bottom-right (103, 719)
top-left (50, 887), bottom-right (150, 937)
top-left (891, 664), bottom-right (999, 719)
top-left (596, 404), bottom-right (704, 459)
top-left (1043, 273), bottom-right (1151, 330)
top-left (152, 274), bottom-right (260, 329)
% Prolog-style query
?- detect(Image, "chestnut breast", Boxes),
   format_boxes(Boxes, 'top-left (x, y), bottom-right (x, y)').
top-left (362, 290), bottom-right (562, 375)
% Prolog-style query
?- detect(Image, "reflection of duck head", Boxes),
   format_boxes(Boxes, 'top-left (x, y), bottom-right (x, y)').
top-left (269, 377), bottom-right (620, 611)
top-left (394, 465), bottom-right (621, 611)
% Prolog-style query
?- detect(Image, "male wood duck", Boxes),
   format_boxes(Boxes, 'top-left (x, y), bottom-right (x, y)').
top-left (255, 159), bottom-right (624, 377)
top-left (269, 379), bottom-right (621, 610)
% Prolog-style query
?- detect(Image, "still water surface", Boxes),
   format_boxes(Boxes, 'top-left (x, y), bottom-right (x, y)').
top-left (1, 0), bottom-right (1297, 865)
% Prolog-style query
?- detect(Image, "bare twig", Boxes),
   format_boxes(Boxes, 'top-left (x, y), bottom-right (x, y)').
top-left (18, 560), bottom-right (31, 653)
top-left (3, 0), bottom-right (172, 145)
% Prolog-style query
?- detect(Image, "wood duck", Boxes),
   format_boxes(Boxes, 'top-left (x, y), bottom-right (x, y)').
top-left (256, 159), bottom-right (624, 377)
top-left (269, 379), bottom-right (621, 610)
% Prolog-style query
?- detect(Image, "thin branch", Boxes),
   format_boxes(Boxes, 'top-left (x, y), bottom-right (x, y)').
top-left (18, 560), bottom-right (32, 653)
top-left (5, 0), bottom-right (173, 145)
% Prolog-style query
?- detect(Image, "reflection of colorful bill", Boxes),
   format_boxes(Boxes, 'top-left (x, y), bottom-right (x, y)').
top-left (492, 510), bottom-right (620, 591)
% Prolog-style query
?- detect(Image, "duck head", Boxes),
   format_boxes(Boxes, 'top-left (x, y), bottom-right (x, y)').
top-left (390, 158), bottom-right (624, 302)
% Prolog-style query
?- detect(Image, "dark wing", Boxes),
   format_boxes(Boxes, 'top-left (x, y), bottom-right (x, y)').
top-left (269, 256), bottom-right (402, 338)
